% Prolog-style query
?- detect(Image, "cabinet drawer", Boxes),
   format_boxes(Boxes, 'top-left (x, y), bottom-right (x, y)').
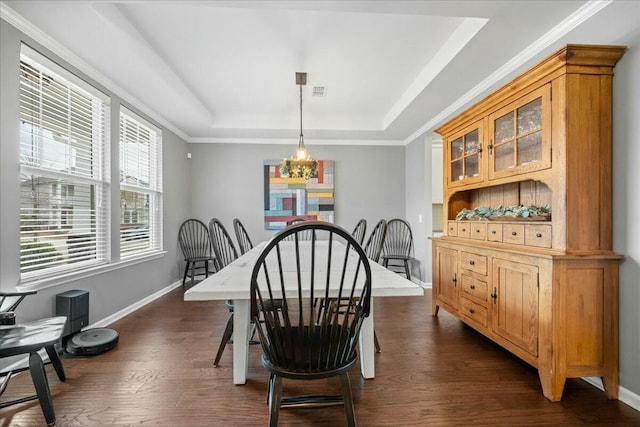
top-left (525, 224), bottom-right (552, 248)
top-left (447, 221), bottom-right (458, 237)
top-left (502, 224), bottom-right (525, 245)
top-left (461, 274), bottom-right (488, 302)
top-left (470, 222), bottom-right (487, 240)
top-left (460, 297), bottom-right (488, 327)
top-left (487, 223), bottom-right (503, 242)
top-left (457, 223), bottom-right (471, 238)
top-left (460, 251), bottom-right (487, 275)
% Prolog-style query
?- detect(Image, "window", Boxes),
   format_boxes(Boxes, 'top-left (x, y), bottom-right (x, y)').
top-left (19, 46), bottom-right (110, 279)
top-left (119, 109), bottom-right (162, 257)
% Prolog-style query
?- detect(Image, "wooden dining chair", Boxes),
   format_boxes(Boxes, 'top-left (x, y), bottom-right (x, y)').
top-left (362, 219), bottom-right (387, 352)
top-left (233, 218), bottom-right (253, 255)
top-left (351, 218), bottom-right (367, 245)
top-left (382, 218), bottom-right (414, 280)
top-left (285, 218), bottom-right (312, 240)
top-left (364, 219), bottom-right (387, 263)
top-left (208, 218), bottom-right (240, 366)
top-left (177, 219), bottom-right (215, 288)
top-left (250, 221), bottom-right (372, 427)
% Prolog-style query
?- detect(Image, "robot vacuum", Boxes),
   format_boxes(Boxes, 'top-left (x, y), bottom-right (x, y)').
top-left (65, 327), bottom-right (119, 357)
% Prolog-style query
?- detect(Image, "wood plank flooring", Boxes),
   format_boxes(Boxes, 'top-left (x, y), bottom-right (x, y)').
top-left (2, 288), bottom-right (639, 426)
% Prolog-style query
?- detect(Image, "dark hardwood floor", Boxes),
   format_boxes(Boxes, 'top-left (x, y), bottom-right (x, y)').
top-left (2, 287), bottom-right (639, 426)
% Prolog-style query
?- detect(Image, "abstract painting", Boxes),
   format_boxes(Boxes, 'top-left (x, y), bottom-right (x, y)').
top-left (264, 159), bottom-right (335, 230)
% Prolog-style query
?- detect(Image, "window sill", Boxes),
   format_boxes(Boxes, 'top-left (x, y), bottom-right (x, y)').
top-left (18, 250), bottom-right (167, 292)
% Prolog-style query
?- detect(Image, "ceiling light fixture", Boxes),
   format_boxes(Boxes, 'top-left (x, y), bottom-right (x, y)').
top-left (280, 72), bottom-right (318, 180)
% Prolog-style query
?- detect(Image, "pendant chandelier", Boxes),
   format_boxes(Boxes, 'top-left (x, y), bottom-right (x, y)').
top-left (280, 72), bottom-right (318, 180)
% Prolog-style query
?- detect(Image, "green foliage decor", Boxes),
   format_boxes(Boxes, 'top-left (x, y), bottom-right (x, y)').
top-left (456, 205), bottom-right (551, 221)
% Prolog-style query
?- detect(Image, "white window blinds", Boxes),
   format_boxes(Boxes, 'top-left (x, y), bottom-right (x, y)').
top-left (119, 108), bottom-right (163, 257)
top-left (19, 45), bottom-right (110, 280)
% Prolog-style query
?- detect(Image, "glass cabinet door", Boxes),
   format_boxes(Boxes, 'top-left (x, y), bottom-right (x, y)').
top-left (447, 121), bottom-right (484, 188)
top-left (488, 84), bottom-right (551, 180)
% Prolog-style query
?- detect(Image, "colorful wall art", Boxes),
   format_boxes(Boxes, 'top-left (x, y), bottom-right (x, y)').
top-left (264, 159), bottom-right (335, 230)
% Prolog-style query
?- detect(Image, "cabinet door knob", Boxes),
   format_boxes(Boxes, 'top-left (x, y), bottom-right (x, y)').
top-left (536, 233), bottom-right (542, 238)
top-left (469, 260), bottom-right (475, 265)
top-left (470, 284), bottom-right (476, 289)
top-left (461, 228), bottom-right (466, 232)
top-left (469, 308), bottom-right (475, 314)
top-left (512, 231), bottom-right (517, 236)
top-left (491, 287), bottom-right (497, 303)
top-left (491, 230), bottom-right (497, 234)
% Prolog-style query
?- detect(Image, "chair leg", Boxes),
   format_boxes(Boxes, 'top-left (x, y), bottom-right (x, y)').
top-left (340, 373), bottom-right (356, 427)
top-left (182, 262), bottom-right (190, 287)
top-left (404, 259), bottom-right (411, 281)
top-left (44, 345), bottom-right (65, 382)
top-left (268, 375), bottom-right (283, 427)
top-left (213, 314), bottom-right (234, 366)
top-left (29, 351), bottom-right (56, 426)
top-left (266, 373), bottom-right (274, 404)
top-left (374, 330), bottom-right (381, 353)
top-left (190, 261), bottom-right (197, 287)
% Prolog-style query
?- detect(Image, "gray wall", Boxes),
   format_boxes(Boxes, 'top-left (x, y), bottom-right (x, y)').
top-left (404, 135), bottom-right (431, 283)
top-left (187, 142), bottom-right (407, 246)
top-left (611, 30), bottom-right (640, 399)
top-left (0, 19), bottom-right (190, 325)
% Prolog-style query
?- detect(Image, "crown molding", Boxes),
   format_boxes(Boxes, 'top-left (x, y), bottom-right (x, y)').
top-left (403, 0), bottom-right (613, 144)
top-left (0, 2), bottom-right (190, 141)
top-left (188, 137), bottom-right (405, 146)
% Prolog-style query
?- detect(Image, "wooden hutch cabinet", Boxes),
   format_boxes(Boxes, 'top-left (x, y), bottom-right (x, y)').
top-left (431, 45), bottom-right (626, 402)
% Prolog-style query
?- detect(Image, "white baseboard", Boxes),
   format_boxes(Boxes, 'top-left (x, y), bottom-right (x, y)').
top-left (582, 377), bottom-right (640, 412)
top-left (88, 280), bottom-right (183, 329)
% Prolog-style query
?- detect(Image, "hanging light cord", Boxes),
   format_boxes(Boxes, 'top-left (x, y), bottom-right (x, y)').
top-left (299, 83), bottom-right (304, 146)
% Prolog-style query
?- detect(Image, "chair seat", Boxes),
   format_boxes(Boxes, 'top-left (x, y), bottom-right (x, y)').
top-left (0, 316), bottom-right (66, 358)
top-left (382, 254), bottom-right (411, 261)
top-left (261, 325), bottom-right (358, 380)
top-left (185, 255), bottom-right (215, 262)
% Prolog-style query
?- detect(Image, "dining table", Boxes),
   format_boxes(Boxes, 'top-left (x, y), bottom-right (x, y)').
top-left (184, 239), bottom-right (424, 385)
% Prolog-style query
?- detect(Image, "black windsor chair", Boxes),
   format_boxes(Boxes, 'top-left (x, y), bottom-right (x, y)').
top-left (382, 218), bottom-right (414, 280)
top-left (177, 219), bottom-right (215, 288)
top-left (250, 221), bottom-right (372, 427)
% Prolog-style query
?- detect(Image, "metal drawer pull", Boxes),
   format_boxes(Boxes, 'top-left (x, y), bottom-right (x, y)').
top-left (491, 230), bottom-right (497, 234)
top-left (512, 231), bottom-right (517, 236)
top-left (536, 233), bottom-right (542, 237)
top-left (469, 284), bottom-right (476, 289)
top-left (476, 229), bottom-right (481, 233)
top-left (469, 260), bottom-right (475, 265)
top-left (469, 308), bottom-right (475, 314)
top-left (461, 228), bottom-right (466, 232)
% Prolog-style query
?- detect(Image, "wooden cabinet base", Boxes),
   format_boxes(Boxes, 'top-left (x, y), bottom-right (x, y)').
top-left (432, 239), bottom-right (621, 402)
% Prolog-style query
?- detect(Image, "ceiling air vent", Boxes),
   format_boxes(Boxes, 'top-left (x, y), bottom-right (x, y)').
top-left (312, 86), bottom-right (326, 97)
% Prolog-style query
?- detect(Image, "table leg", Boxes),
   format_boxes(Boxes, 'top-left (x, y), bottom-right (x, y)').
top-left (233, 299), bottom-right (251, 385)
top-left (358, 297), bottom-right (375, 379)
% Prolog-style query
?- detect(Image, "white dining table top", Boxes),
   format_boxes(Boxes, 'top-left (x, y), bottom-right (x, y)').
top-left (184, 240), bottom-right (424, 301)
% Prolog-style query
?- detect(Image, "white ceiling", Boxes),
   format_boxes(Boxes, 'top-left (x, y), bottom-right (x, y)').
top-left (2, 1), bottom-right (639, 145)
